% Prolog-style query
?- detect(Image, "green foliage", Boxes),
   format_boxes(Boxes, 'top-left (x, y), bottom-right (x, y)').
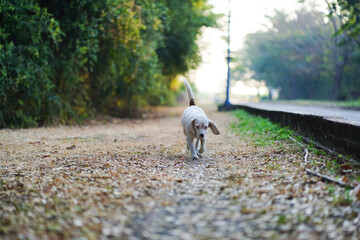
top-left (326, 0), bottom-right (360, 46)
top-left (0, 0), bottom-right (217, 127)
top-left (0, 1), bottom-right (61, 127)
top-left (36, 0), bottom-right (106, 123)
top-left (86, 0), bottom-right (166, 115)
top-left (157, 0), bottom-right (217, 78)
top-left (234, 8), bottom-right (360, 100)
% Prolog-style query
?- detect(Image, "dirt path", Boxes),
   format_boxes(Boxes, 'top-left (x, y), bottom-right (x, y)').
top-left (1, 106), bottom-right (359, 239)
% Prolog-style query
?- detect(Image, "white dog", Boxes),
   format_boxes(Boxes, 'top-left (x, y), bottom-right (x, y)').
top-left (181, 79), bottom-right (220, 160)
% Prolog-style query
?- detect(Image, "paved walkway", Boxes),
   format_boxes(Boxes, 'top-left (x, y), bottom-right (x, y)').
top-left (241, 102), bottom-right (360, 126)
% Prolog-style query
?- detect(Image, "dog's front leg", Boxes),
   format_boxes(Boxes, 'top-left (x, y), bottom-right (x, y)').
top-left (195, 138), bottom-right (200, 151)
top-left (187, 136), bottom-right (199, 160)
top-left (195, 139), bottom-right (202, 158)
top-left (198, 138), bottom-right (206, 154)
top-left (195, 138), bottom-right (204, 158)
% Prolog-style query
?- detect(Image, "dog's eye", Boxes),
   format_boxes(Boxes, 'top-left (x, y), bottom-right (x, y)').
top-left (196, 126), bottom-right (200, 129)
top-left (205, 126), bottom-right (208, 129)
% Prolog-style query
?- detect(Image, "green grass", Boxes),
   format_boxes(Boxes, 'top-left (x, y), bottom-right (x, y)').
top-left (231, 109), bottom-right (293, 147)
top-left (277, 214), bottom-right (288, 225)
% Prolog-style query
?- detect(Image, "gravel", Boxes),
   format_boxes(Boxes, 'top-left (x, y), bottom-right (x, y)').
top-left (0, 106), bottom-right (359, 239)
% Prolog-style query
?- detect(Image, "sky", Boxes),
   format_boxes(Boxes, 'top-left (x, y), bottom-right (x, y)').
top-left (190, 0), bottom-right (328, 97)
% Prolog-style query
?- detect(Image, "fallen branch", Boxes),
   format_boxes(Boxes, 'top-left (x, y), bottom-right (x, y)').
top-left (289, 136), bottom-right (355, 189)
top-left (305, 168), bottom-right (353, 189)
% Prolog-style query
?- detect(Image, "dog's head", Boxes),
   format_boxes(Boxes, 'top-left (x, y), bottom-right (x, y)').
top-left (191, 116), bottom-right (220, 139)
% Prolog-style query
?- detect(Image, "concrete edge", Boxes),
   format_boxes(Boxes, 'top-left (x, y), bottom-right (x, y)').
top-left (219, 104), bottom-right (360, 160)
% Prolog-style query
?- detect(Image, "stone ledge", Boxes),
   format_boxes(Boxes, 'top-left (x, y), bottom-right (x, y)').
top-left (219, 104), bottom-right (360, 160)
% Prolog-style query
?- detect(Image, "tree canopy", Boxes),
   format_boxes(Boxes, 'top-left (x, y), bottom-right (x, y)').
top-left (0, 0), bottom-right (217, 128)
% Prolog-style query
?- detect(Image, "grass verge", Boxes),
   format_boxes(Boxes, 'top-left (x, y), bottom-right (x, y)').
top-left (231, 109), bottom-right (360, 191)
top-left (231, 109), bottom-right (293, 147)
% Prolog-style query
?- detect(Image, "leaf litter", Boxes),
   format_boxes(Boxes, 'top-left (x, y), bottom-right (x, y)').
top-left (0, 106), bottom-right (359, 239)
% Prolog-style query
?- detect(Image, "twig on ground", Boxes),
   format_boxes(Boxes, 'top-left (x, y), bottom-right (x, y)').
top-left (303, 148), bottom-right (309, 165)
top-left (292, 133), bottom-right (360, 167)
top-left (260, 158), bottom-right (271, 166)
top-left (305, 168), bottom-right (353, 189)
top-left (289, 136), bottom-right (309, 165)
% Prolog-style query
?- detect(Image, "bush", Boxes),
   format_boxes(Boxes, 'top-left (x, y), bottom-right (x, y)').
top-left (0, 0), bottom-right (217, 127)
top-left (0, 1), bottom-right (61, 127)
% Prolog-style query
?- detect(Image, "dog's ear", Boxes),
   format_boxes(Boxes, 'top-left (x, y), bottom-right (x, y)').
top-left (189, 118), bottom-right (197, 135)
top-left (209, 120), bottom-right (220, 135)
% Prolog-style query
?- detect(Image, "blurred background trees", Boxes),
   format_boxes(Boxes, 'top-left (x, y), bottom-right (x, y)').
top-left (0, 0), bottom-right (217, 127)
top-left (2, 0), bottom-right (360, 128)
top-left (232, 0), bottom-right (360, 101)
top-left (326, 0), bottom-right (360, 46)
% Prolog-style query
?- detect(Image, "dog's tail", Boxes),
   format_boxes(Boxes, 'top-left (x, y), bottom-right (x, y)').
top-left (183, 78), bottom-right (195, 106)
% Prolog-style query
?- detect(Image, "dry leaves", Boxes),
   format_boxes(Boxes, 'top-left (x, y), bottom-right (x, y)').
top-left (0, 106), bottom-right (359, 239)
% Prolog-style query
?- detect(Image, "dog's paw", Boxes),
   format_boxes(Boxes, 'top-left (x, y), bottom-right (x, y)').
top-left (197, 152), bottom-right (203, 158)
top-left (198, 148), bottom-right (205, 154)
top-left (192, 155), bottom-right (199, 160)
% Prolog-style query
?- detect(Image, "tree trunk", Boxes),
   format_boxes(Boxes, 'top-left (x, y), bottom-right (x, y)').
top-left (327, 15), bottom-right (348, 100)
top-left (331, 62), bottom-right (345, 100)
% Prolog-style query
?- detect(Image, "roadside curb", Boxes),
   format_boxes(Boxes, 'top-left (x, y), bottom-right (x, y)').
top-left (219, 104), bottom-right (360, 160)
